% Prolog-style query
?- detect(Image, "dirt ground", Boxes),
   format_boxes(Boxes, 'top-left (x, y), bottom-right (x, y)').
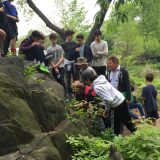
top-left (123, 111), bottom-right (160, 136)
top-left (156, 116), bottom-right (160, 127)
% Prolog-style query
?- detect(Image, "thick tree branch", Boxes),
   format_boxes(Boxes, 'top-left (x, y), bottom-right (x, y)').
top-left (86, 0), bottom-right (112, 45)
top-left (26, 0), bottom-right (65, 39)
top-left (86, 8), bottom-right (108, 45)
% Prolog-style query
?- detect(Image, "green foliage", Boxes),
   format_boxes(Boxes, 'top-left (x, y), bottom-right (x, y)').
top-left (16, 0), bottom-right (34, 21)
top-left (24, 64), bottom-right (38, 78)
top-left (67, 121), bottom-right (160, 160)
top-left (65, 98), bottom-right (106, 130)
top-left (23, 64), bottom-right (46, 84)
top-left (113, 21), bottom-right (144, 56)
top-left (102, 0), bottom-right (160, 58)
top-left (114, 124), bottom-right (160, 160)
top-left (66, 135), bottom-right (111, 160)
top-left (137, 0), bottom-right (160, 41)
top-left (94, 0), bottom-right (110, 24)
top-left (55, 0), bottom-right (92, 36)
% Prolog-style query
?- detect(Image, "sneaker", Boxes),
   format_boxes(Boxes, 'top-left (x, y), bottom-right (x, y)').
top-left (36, 65), bottom-right (50, 73)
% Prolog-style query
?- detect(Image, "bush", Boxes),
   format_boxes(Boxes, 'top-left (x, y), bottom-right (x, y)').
top-left (66, 135), bottom-right (111, 160)
top-left (114, 124), bottom-right (160, 160)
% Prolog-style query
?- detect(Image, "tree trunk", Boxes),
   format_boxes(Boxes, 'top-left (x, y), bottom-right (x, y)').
top-left (85, 8), bottom-right (108, 45)
top-left (85, 0), bottom-right (112, 45)
top-left (26, 0), bottom-right (65, 40)
top-left (26, 0), bottom-right (113, 43)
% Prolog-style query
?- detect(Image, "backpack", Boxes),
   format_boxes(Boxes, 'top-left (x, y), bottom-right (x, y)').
top-left (84, 85), bottom-right (96, 102)
top-left (18, 38), bottom-right (31, 55)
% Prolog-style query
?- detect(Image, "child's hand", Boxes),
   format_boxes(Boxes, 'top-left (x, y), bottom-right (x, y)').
top-left (0, 7), bottom-right (4, 12)
top-left (75, 48), bottom-right (80, 52)
top-left (32, 42), bottom-right (40, 46)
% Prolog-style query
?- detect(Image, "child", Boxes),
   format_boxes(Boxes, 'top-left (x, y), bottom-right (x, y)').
top-left (141, 73), bottom-right (159, 125)
top-left (47, 33), bottom-right (67, 94)
top-left (3, 0), bottom-right (19, 55)
top-left (129, 85), bottom-right (145, 119)
top-left (81, 69), bottom-right (136, 135)
top-left (0, 1), bottom-right (10, 55)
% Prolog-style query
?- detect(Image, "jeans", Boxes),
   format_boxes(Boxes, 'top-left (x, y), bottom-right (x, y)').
top-left (52, 67), bottom-right (67, 94)
top-left (25, 45), bottom-right (46, 63)
top-left (129, 103), bottom-right (145, 119)
top-left (65, 63), bottom-right (75, 93)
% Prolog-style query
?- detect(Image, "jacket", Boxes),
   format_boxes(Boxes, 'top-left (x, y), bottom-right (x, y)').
top-left (106, 66), bottom-right (131, 101)
top-left (92, 75), bottom-right (125, 108)
top-left (70, 44), bottom-right (93, 63)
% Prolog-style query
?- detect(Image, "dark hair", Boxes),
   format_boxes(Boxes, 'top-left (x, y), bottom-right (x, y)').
top-left (49, 33), bottom-right (57, 40)
top-left (94, 29), bottom-right (102, 36)
top-left (82, 70), bottom-right (97, 83)
top-left (146, 73), bottom-right (154, 82)
top-left (76, 34), bottom-right (84, 40)
top-left (108, 55), bottom-right (119, 64)
top-left (64, 29), bottom-right (75, 37)
top-left (31, 30), bottom-right (42, 39)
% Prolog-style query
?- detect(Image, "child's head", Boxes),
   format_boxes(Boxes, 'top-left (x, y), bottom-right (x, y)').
top-left (146, 73), bottom-right (154, 82)
top-left (31, 30), bottom-right (42, 42)
top-left (75, 57), bottom-right (88, 70)
top-left (76, 34), bottom-right (84, 46)
top-left (38, 32), bottom-right (45, 44)
top-left (94, 29), bottom-right (102, 42)
top-left (82, 69), bottom-right (97, 85)
top-left (64, 29), bottom-right (75, 41)
top-left (49, 33), bottom-right (57, 45)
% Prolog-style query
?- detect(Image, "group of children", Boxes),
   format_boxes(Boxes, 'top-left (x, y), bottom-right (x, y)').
top-left (6, 28), bottom-right (159, 134)
top-left (72, 57), bottom-right (159, 134)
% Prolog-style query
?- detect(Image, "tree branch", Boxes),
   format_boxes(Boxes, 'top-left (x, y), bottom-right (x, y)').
top-left (26, 0), bottom-right (65, 39)
top-left (86, 0), bottom-right (112, 45)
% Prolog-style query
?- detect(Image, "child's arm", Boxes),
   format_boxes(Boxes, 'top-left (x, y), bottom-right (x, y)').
top-left (54, 54), bottom-right (64, 67)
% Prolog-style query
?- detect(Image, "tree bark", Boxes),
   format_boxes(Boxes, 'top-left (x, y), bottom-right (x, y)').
top-left (85, 8), bottom-right (108, 45)
top-left (85, 0), bottom-right (112, 45)
top-left (26, 0), bottom-right (65, 40)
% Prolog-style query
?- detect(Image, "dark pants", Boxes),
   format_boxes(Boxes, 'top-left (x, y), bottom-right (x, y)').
top-left (114, 100), bottom-right (136, 135)
top-left (25, 45), bottom-right (46, 63)
top-left (129, 103), bottom-right (145, 119)
top-left (65, 63), bottom-right (75, 93)
top-left (74, 65), bottom-right (80, 81)
top-left (52, 67), bottom-right (67, 94)
top-left (92, 66), bottom-right (106, 76)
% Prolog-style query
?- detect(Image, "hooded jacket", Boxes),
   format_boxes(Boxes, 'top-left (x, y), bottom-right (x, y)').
top-left (92, 75), bottom-right (125, 108)
top-left (106, 66), bottom-right (131, 101)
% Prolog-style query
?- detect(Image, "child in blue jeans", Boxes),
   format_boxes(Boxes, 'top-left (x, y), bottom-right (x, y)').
top-left (129, 85), bottom-right (145, 119)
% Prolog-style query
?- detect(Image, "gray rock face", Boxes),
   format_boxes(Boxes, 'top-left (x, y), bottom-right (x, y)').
top-left (0, 57), bottom-right (65, 159)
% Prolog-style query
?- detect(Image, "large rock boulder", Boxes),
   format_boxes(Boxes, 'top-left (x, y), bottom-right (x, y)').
top-left (0, 57), bottom-right (89, 160)
top-left (0, 57), bottom-right (65, 157)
